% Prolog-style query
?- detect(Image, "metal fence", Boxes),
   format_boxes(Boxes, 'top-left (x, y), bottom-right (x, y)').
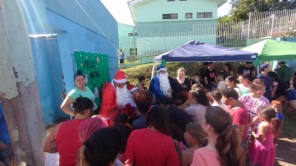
top-left (124, 10), bottom-right (296, 63)
top-left (248, 10), bottom-right (296, 38)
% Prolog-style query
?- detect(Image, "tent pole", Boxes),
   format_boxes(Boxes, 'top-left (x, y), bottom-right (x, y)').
top-left (257, 59), bottom-right (260, 74)
top-left (151, 60), bottom-right (157, 80)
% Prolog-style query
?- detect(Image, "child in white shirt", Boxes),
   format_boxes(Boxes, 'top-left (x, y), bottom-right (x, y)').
top-left (217, 73), bottom-right (226, 91)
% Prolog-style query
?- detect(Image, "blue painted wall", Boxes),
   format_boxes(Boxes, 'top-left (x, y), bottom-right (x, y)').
top-left (30, 37), bottom-right (66, 125)
top-left (45, 0), bottom-right (119, 92)
top-left (20, 0), bottom-right (119, 125)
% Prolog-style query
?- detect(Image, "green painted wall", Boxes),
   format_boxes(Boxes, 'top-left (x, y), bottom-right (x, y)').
top-left (118, 23), bottom-right (137, 57)
top-left (133, 0), bottom-right (219, 23)
top-left (128, 0), bottom-right (223, 58)
top-left (136, 20), bottom-right (217, 35)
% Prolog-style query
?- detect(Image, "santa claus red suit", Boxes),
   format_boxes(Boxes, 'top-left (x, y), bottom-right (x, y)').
top-left (100, 70), bottom-right (136, 126)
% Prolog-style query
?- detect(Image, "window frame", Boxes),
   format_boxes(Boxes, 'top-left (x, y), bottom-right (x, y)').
top-left (197, 12), bottom-right (213, 18)
top-left (162, 13), bottom-right (178, 20)
top-left (185, 13), bottom-right (192, 19)
top-left (128, 33), bottom-right (137, 36)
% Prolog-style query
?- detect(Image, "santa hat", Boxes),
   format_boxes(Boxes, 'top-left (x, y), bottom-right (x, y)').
top-left (157, 65), bottom-right (167, 73)
top-left (127, 84), bottom-right (138, 93)
top-left (113, 70), bottom-right (127, 83)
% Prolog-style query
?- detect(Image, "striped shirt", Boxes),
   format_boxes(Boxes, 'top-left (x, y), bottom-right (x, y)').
top-left (239, 93), bottom-right (270, 120)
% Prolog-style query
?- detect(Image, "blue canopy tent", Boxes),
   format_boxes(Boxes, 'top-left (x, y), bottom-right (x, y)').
top-left (152, 40), bottom-right (258, 78)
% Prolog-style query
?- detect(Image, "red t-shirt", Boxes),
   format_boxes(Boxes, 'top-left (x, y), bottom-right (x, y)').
top-left (226, 105), bottom-right (248, 139)
top-left (122, 128), bottom-right (180, 166)
top-left (56, 119), bottom-right (85, 166)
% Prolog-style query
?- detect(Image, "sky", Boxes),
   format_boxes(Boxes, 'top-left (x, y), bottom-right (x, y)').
top-left (100, 0), bottom-right (232, 26)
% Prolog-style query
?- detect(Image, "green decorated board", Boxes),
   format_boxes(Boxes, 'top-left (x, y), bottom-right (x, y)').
top-left (74, 51), bottom-right (110, 107)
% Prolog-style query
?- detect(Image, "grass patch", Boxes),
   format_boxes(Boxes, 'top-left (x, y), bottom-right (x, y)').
top-left (282, 110), bottom-right (296, 138)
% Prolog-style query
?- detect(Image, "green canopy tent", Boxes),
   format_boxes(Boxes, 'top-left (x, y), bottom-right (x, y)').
top-left (241, 39), bottom-right (296, 61)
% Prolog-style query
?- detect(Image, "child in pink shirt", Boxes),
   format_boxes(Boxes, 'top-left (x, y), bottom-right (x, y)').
top-left (191, 106), bottom-right (245, 166)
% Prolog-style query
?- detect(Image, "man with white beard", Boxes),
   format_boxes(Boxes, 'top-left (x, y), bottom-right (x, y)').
top-left (149, 65), bottom-right (172, 101)
top-left (100, 70), bottom-right (132, 126)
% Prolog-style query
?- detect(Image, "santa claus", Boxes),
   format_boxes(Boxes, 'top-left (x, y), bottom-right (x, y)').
top-left (149, 65), bottom-right (172, 100)
top-left (100, 70), bottom-right (134, 126)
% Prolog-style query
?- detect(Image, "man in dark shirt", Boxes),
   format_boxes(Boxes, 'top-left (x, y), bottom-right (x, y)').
top-left (275, 61), bottom-right (293, 86)
top-left (237, 62), bottom-right (256, 80)
top-left (204, 62), bottom-right (217, 91)
top-left (199, 62), bottom-right (209, 86)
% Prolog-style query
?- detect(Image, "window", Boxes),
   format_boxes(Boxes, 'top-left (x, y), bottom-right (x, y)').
top-left (167, 0), bottom-right (175, 1)
top-left (185, 13), bottom-right (192, 19)
top-left (130, 48), bottom-right (137, 56)
top-left (204, 12), bottom-right (212, 18)
top-left (128, 33), bottom-right (137, 36)
top-left (197, 12), bottom-right (212, 18)
top-left (162, 14), bottom-right (178, 19)
top-left (180, 0), bottom-right (187, 1)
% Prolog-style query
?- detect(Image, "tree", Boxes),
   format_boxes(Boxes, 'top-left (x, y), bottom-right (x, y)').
top-left (218, 15), bottom-right (235, 23)
top-left (230, 0), bottom-right (296, 21)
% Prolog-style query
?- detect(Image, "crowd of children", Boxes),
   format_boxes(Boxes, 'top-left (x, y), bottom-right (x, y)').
top-left (40, 61), bottom-right (296, 166)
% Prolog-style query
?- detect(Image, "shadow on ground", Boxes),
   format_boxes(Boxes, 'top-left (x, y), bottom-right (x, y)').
top-left (275, 135), bottom-right (296, 166)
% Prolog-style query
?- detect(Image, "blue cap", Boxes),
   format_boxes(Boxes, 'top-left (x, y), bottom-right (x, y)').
top-left (157, 65), bottom-right (167, 72)
top-left (260, 63), bottom-right (270, 71)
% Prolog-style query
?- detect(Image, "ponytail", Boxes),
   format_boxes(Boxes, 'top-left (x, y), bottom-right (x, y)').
top-left (216, 124), bottom-right (246, 166)
top-left (205, 106), bottom-right (246, 166)
top-left (270, 117), bottom-right (281, 136)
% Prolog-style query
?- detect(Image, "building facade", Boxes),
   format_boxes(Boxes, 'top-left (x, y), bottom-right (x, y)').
top-left (127, 0), bottom-right (226, 58)
top-left (118, 23), bottom-right (137, 59)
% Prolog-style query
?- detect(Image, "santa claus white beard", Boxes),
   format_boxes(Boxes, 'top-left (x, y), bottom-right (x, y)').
top-left (158, 72), bottom-right (171, 94)
top-left (116, 85), bottom-right (131, 108)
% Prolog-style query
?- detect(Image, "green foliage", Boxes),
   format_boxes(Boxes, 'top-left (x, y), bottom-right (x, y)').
top-left (218, 15), bottom-right (235, 23)
top-left (229, 0), bottom-right (296, 21)
top-left (123, 62), bottom-right (242, 87)
top-left (123, 63), bottom-right (154, 86)
top-left (284, 28), bottom-right (296, 38)
top-left (123, 62), bottom-right (204, 87)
